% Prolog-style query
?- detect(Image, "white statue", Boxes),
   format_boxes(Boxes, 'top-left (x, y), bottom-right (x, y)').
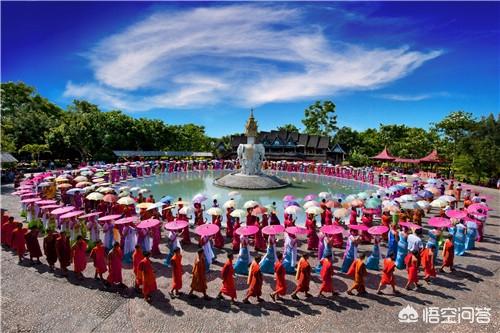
top-left (237, 143), bottom-right (265, 176)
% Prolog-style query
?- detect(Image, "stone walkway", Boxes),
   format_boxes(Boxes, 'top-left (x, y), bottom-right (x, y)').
top-left (1, 183), bottom-right (499, 333)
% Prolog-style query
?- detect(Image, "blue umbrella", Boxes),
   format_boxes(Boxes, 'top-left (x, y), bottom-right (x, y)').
top-left (160, 195), bottom-right (173, 203)
top-left (418, 190), bottom-right (434, 199)
top-left (284, 201), bottom-right (300, 208)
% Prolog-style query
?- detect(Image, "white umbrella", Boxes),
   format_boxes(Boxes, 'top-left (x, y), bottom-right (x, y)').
top-left (118, 191), bottom-right (130, 198)
top-left (318, 192), bottom-right (331, 199)
top-left (417, 200), bottom-right (430, 209)
top-left (138, 188), bottom-right (150, 194)
top-left (284, 205), bottom-right (302, 215)
top-left (117, 196), bottom-right (135, 205)
top-left (147, 202), bottom-right (165, 211)
top-left (230, 209), bottom-right (247, 218)
top-left (119, 186), bottom-right (130, 192)
top-left (243, 200), bottom-right (259, 209)
top-left (86, 192), bottom-right (104, 201)
top-left (304, 200), bottom-right (320, 209)
top-left (130, 187), bottom-right (140, 192)
top-left (306, 206), bottom-right (323, 215)
top-left (207, 207), bottom-right (223, 216)
top-left (430, 199), bottom-right (447, 208)
top-left (223, 200), bottom-right (237, 209)
top-left (439, 195), bottom-right (456, 202)
top-left (179, 206), bottom-right (194, 215)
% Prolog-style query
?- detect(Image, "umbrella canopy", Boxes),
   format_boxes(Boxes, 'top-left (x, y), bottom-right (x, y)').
top-left (119, 186), bottom-right (130, 192)
top-left (319, 225), bottom-right (343, 235)
top-left (92, 178), bottom-right (105, 183)
top-left (130, 187), bottom-right (141, 192)
top-left (243, 200), bottom-right (259, 209)
top-left (50, 206), bottom-right (75, 215)
top-left (137, 202), bottom-right (154, 209)
top-left (164, 220), bottom-right (189, 231)
top-left (282, 195), bottom-right (296, 202)
top-left (284, 205), bottom-right (302, 215)
top-left (350, 199), bottom-right (364, 207)
top-left (102, 194), bottom-right (118, 203)
top-left (60, 210), bottom-right (84, 219)
top-left (35, 199), bottom-right (57, 205)
top-left (118, 191), bottom-right (130, 198)
top-left (57, 183), bottom-right (73, 189)
top-left (285, 226), bottom-right (308, 235)
top-left (325, 200), bottom-right (337, 208)
top-left (252, 206), bottom-right (268, 216)
top-left (79, 212), bottom-right (102, 219)
top-left (178, 206), bottom-right (194, 215)
top-left (137, 218), bottom-right (161, 229)
top-left (430, 199), bottom-right (447, 208)
top-left (206, 207), bottom-right (223, 216)
top-left (306, 206), bottom-right (323, 215)
top-left (21, 198), bottom-right (42, 204)
top-left (98, 214), bottom-right (122, 222)
top-left (368, 225), bottom-right (389, 235)
top-left (262, 225), bottom-right (285, 235)
top-left (138, 188), bottom-right (150, 194)
top-left (357, 192), bottom-right (370, 200)
top-left (333, 208), bottom-right (348, 218)
top-left (318, 192), bottom-right (331, 199)
top-left (417, 200), bottom-right (430, 209)
top-left (67, 188), bottom-right (85, 195)
top-left (74, 176), bottom-right (87, 182)
top-left (97, 187), bottom-right (115, 194)
top-left (38, 182), bottom-right (52, 188)
top-left (428, 217), bottom-right (451, 228)
top-left (192, 193), bottom-right (208, 203)
top-left (365, 198), bottom-right (381, 209)
top-left (86, 192), bottom-right (104, 201)
top-left (147, 202), bottom-right (165, 211)
top-left (284, 201), bottom-right (300, 208)
top-left (439, 195), bottom-right (456, 202)
top-left (230, 209), bottom-right (247, 218)
top-left (235, 225), bottom-right (259, 236)
top-left (445, 210), bottom-right (467, 219)
top-left (304, 194), bottom-right (317, 201)
top-left (39, 204), bottom-right (62, 210)
top-left (160, 195), bottom-right (174, 203)
top-left (195, 224), bottom-right (220, 236)
top-left (117, 196), bottom-right (135, 205)
top-left (223, 200), bottom-right (237, 209)
top-left (467, 204), bottom-right (491, 215)
top-left (417, 190), bottom-right (434, 199)
top-left (303, 200), bottom-right (320, 209)
top-left (399, 221), bottom-right (422, 230)
top-left (401, 202), bottom-right (419, 210)
top-left (398, 194), bottom-right (417, 202)
top-left (348, 224), bottom-right (368, 231)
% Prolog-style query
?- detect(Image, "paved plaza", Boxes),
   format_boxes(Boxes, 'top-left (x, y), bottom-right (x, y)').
top-left (1, 183), bottom-right (499, 333)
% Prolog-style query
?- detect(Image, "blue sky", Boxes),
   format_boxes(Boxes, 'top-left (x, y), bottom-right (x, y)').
top-left (2, 2), bottom-right (499, 137)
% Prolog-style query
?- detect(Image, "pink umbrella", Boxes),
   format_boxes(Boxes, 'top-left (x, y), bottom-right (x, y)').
top-left (12, 190), bottom-right (32, 195)
top-left (103, 194), bottom-right (118, 203)
top-left (60, 210), bottom-right (84, 219)
top-left (320, 225), bottom-right (344, 235)
top-left (115, 216), bottom-right (138, 225)
top-left (368, 225), bottom-right (389, 235)
top-left (50, 206), bottom-right (75, 216)
top-left (304, 194), bottom-right (317, 201)
top-left (80, 212), bottom-right (102, 219)
top-left (235, 225), bottom-right (259, 236)
top-left (39, 204), bottom-right (62, 210)
top-left (285, 226), bottom-right (308, 235)
top-left (262, 225), bottom-right (285, 235)
top-left (35, 199), bottom-right (57, 205)
top-left (445, 210), bottom-right (467, 219)
top-left (428, 217), bottom-right (451, 228)
top-left (468, 204), bottom-right (491, 214)
top-left (252, 206), bottom-right (268, 216)
top-left (21, 197), bottom-right (41, 204)
top-left (137, 218), bottom-right (161, 229)
top-left (195, 224), bottom-right (220, 237)
top-left (164, 220), bottom-right (189, 231)
top-left (399, 221), bottom-right (422, 230)
top-left (17, 185), bottom-right (33, 190)
top-left (98, 214), bottom-right (122, 222)
top-left (283, 195), bottom-right (296, 202)
top-left (348, 224), bottom-right (368, 231)
top-left (20, 192), bottom-right (37, 198)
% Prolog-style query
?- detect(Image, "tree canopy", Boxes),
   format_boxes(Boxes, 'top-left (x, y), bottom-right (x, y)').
top-left (302, 100), bottom-right (338, 136)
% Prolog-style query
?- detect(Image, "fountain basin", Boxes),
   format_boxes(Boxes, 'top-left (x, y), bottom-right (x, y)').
top-left (213, 171), bottom-right (290, 190)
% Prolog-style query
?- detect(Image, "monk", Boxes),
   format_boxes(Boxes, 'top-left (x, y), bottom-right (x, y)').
top-left (319, 256), bottom-right (336, 298)
top-left (291, 253), bottom-right (312, 299)
top-left (56, 231), bottom-right (71, 275)
top-left (270, 252), bottom-right (286, 301)
top-left (90, 240), bottom-right (107, 281)
top-left (421, 244), bottom-right (436, 283)
top-left (132, 245), bottom-right (144, 289)
top-left (347, 252), bottom-right (368, 295)
top-left (72, 235), bottom-right (88, 279)
top-left (25, 226), bottom-right (43, 264)
top-left (242, 255), bottom-right (264, 304)
top-left (43, 229), bottom-right (58, 271)
top-left (376, 253), bottom-right (398, 294)
top-left (169, 248), bottom-right (183, 297)
top-left (11, 222), bottom-right (27, 263)
top-left (189, 249), bottom-right (209, 299)
top-left (107, 242), bottom-right (125, 287)
top-left (440, 235), bottom-right (455, 273)
top-left (217, 252), bottom-right (237, 302)
top-left (2, 216), bottom-right (16, 248)
top-left (138, 252), bottom-right (157, 303)
top-left (404, 250), bottom-right (420, 290)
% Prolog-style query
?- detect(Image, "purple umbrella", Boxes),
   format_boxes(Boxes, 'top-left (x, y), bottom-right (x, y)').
top-left (283, 195), bottom-right (296, 202)
top-left (304, 194), bottom-right (317, 201)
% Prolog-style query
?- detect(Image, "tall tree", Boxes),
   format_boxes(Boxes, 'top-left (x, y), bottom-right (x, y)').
top-left (277, 124), bottom-right (299, 132)
top-left (302, 100), bottom-right (338, 136)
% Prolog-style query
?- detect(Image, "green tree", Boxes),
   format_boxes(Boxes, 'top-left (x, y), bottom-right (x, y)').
top-left (332, 126), bottom-right (361, 153)
top-left (302, 100), bottom-right (338, 136)
top-left (277, 124), bottom-right (299, 132)
top-left (18, 144), bottom-right (50, 162)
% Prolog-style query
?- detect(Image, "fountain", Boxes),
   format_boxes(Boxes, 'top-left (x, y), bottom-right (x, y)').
top-left (214, 111), bottom-right (290, 190)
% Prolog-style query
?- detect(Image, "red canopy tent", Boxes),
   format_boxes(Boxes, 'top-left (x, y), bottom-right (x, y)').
top-left (419, 149), bottom-right (445, 163)
top-left (394, 158), bottom-right (419, 164)
top-left (371, 147), bottom-right (396, 161)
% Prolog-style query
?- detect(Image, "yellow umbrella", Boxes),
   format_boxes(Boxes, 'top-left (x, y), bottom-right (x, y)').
top-left (117, 196), bottom-right (135, 205)
top-left (230, 209), bottom-right (247, 218)
top-left (207, 207), bottom-right (223, 216)
top-left (74, 176), bottom-right (87, 182)
top-left (86, 192), bottom-right (104, 201)
top-left (92, 178), bottom-right (105, 183)
top-left (57, 183), bottom-right (73, 189)
top-left (306, 206), bottom-right (323, 215)
top-left (223, 200), bottom-right (237, 209)
top-left (137, 202), bottom-right (154, 209)
top-left (97, 187), bottom-right (115, 193)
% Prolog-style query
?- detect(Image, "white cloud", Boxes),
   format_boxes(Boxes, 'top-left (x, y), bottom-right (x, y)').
top-left (376, 92), bottom-right (451, 101)
top-left (65, 5), bottom-right (442, 111)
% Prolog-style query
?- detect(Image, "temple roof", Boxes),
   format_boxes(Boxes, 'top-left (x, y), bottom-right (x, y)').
top-left (419, 149), bottom-right (444, 163)
top-left (370, 147), bottom-right (396, 160)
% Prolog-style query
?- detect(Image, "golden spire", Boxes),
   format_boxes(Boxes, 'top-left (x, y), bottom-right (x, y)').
top-left (245, 109), bottom-right (258, 138)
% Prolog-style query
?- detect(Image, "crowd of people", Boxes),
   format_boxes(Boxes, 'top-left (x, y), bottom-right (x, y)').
top-left (1, 159), bottom-right (492, 305)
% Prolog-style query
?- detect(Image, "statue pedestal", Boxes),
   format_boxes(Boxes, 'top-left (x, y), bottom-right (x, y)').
top-left (213, 172), bottom-right (289, 190)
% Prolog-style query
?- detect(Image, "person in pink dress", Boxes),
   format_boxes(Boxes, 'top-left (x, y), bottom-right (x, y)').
top-left (306, 214), bottom-right (319, 250)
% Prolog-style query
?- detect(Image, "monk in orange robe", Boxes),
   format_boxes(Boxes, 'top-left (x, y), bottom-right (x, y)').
top-left (132, 245), bottom-right (144, 289)
top-left (138, 252), bottom-right (157, 303)
top-left (2, 216), bottom-right (16, 247)
top-left (404, 250), bottom-right (420, 290)
top-left (347, 253), bottom-right (367, 295)
top-left (11, 222), bottom-right (27, 263)
top-left (319, 256), bottom-right (336, 298)
top-left (377, 253), bottom-right (398, 294)
top-left (72, 235), bottom-right (88, 279)
top-left (291, 253), bottom-right (312, 299)
top-left (440, 235), bottom-right (455, 272)
top-left (169, 248), bottom-right (183, 297)
top-left (43, 229), bottom-right (58, 271)
top-left (217, 253), bottom-right (237, 302)
top-left (107, 242), bottom-right (124, 287)
top-left (270, 252), bottom-right (286, 301)
top-left (90, 240), bottom-right (107, 281)
top-left (56, 231), bottom-right (71, 275)
top-left (421, 245), bottom-right (436, 282)
top-left (242, 255), bottom-right (264, 304)
top-left (189, 249), bottom-right (209, 299)
top-left (25, 226), bottom-right (43, 264)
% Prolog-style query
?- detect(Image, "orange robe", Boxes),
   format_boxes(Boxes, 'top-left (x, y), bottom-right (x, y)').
top-left (380, 258), bottom-right (396, 286)
top-left (90, 244), bottom-right (107, 273)
top-left (421, 248), bottom-right (436, 278)
top-left (25, 229), bottom-right (42, 258)
top-left (107, 248), bottom-right (123, 284)
top-left (274, 260), bottom-right (287, 295)
top-left (295, 258), bottom-right (311, 292)
top-left (319, 258), bottom-right (334, 293)
top-left (220, 259), bottom-right (236, 298)
top-left (347, 259), bottom-right (367, 292)
top-left (56, 235), bottom-right (71, 268)
top-left (247, 261), bottom-right (263, 297)
top-left (133, 249), bottom-right (144, 285)
top-left (405, 253), bottom-right (419, 283)
top-left (191, 256), bottom-right (207, 293)
top-left (138, 257), bottom-right (157, 297)
top-left (442, 239), bottom-right (454, 267)
top-left (171, 253), bottom-right (183, 291)
top-left (72, 239), bottom-right (88, 273)
top-left (2, 221), bottom-right (16, 246)
top-left (11, 227), bottom-right (27, 256)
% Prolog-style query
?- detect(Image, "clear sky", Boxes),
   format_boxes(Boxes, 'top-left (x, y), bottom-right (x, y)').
top-left (2, 1), bottom-right (499, 137)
